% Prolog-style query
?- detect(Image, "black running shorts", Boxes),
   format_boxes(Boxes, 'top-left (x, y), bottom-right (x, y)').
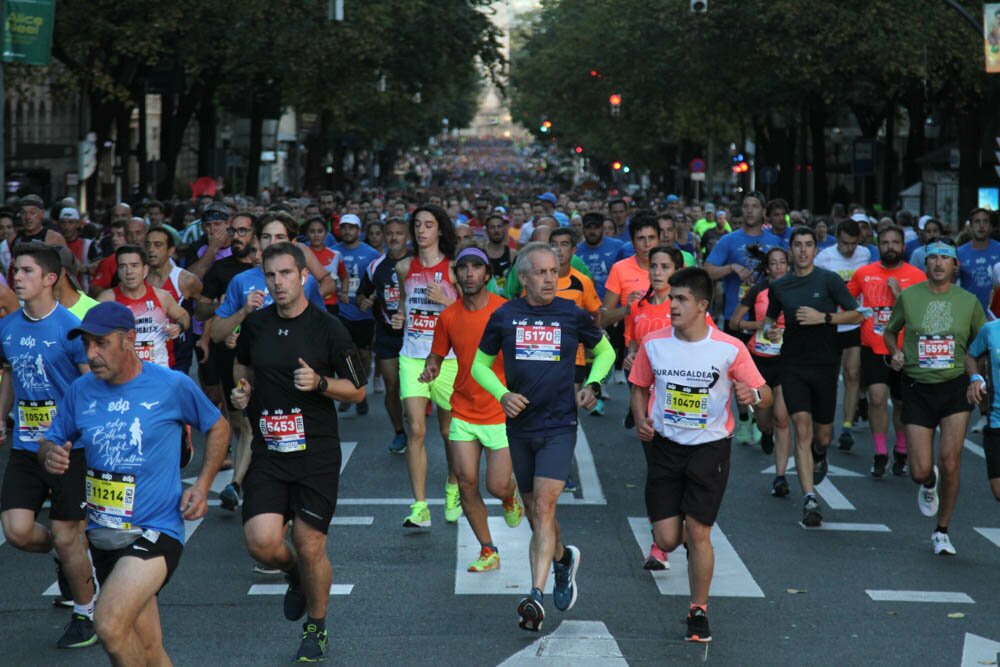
top-left (753, 354), bottom-right (781, 389)
top-left (860, 347), bottom-right (901, 400)
top-left (780, 364), bottom-right (839, 424)
top-left (901, 374), bottom-right (971, 429)
top-left (0, 449), bottom-right (87, 521)
top-left (983, 428), bottom-right (1000, 480)
top-left (90, 532), bottom-right (183, 592)
top-left (242, 448), bottom-right (342, 534)
top-left (337, 316), bottom-right (375, 350)
top-left (837, 328), bottom-right (861, 351)
top-left (644, 434), bottom-right (731, 526)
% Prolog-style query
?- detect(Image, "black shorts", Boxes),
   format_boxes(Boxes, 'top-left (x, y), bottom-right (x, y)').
top-left (837, 328), bottom-right (861, 351)
top-left (860, 348), bottom-right (902, 400)
top-left (753, 354), bottom-right (781, 388)
top-left (983, 428), bottom-right (1000, 480)
top-left (781, 363), bottom-right (839, 424)
top-left (507, 430), bottom-right (576, 494)
top-left (644, 434), bottom-right (731, 526)
top-left (901, 374), bottom-right (971, 429)
top-left (337, 316), bottom-right (375, 350)
top-left (90, 532), bottom-right (183, 591)
top-left (373, 330), bottom-right (403, 361)
top-left (242, 449), bottom-right (342, 534)
top-left (0, 449), bottom-right (87, 521)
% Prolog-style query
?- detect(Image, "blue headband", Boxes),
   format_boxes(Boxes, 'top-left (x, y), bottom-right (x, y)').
top-left (924, 241), bottom-right (957, 260)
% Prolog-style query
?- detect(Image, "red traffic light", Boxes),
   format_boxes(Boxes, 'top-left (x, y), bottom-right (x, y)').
top-left (732, 161), bottom-right (749, 174)
top-left (542, 120), bottom-right (552, 129)
top-left (612, 161), bottom-right (623, 170)
top-left (609, 93), bottom-right (622, 106)
top-left (590, 69), bottom-right (601, 78)
top-left (574, 146), bottom-right (583, 154)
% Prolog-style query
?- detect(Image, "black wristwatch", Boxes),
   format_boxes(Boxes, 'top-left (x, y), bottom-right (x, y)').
top-left (587, 381), bottom-right (602, 399)
top-left (824, 312), bottom-right (832, 325)
top-left (316, 377), bottom-right (328, 393)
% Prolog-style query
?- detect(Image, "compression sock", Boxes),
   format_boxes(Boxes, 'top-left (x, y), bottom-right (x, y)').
top-left (74, 600), bottom-right (95, 620)
top-left (935, 524), bottom-right (948, 534)
top-left (306, 616), bottom-right (326, 632)
top-left (894, 432), bottom-right (908, 454)
top-left (872, 433), bottom-right (888, 456)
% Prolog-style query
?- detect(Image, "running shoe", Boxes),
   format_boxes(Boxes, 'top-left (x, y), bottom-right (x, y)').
top-left (552, 545), bottom-right (580, 611)
top-left (614, 369), bottom-right (627, 385)
top-left (760, 430), bottom-right (774, 455)
top-left (837, 430), bottom-right (855, 451)
top-left (918, 465), bottom-right (940, 517)
top-left (871, 454), bottom-right (888, 478)
top-left (253, 563), bottom-right (282, 575)
top-left (444, 482), bottom-right (463, 523)
top-left (563, 476), bottom-right (577, 493)
top-left (220, 482), bottom-right (241, 511)
top-left (467, 546), bottom-right (501, 572)
top-left (56, 613), bottom-right (97, 649)
top-left (284, 569), bottom-right (306, 621)
top-left (295, 622), bottom-right (328, 662)
top-left (373, 375), bottom-right (385, 393)
top-left (771, 475), bottom-right (790, 498)
top-left (388, 432), bottom-right (407, 454)
top-left (503, 492), bottom-right (524, 528)
top-left (932, 531), bottom-right (957, 556)
top-left (685, 607), bottom-right (712, 643)
top-left (356, 398), bottom-right (369, 416)
top-left (338, 401), bottom-right (351, 413)
top-left (733, 419), bottom-right (753, 446)
top-left (403, 501), bottom-right (431, 528)
top-left (749, 420), bottom-right (762, 445)
top-left (54, 556), bottom-right (72, 600)
top-left (812, 443), bottom-right (828, 486)
top-left (589, 398), bottom-right (605, 416)
top-left (891, 451), bottom-right (907, 477)
top-left (802, 495), bottom-right (822, 527)
top-left (517, 588), bottom-right (545, 632)
top-left (643, 543), bottom-right (670, 571)
top-left (52, 597), bottom-right (73, 608)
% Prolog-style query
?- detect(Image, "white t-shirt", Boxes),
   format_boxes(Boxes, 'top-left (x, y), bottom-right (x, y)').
top-left (816, 245), bottom-right (871, 332)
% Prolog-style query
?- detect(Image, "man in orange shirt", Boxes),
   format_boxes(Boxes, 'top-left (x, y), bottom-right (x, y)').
top-left (420, 247), bottom-right (524, 572)
top-left (847, 225), bottom-right (926, 477)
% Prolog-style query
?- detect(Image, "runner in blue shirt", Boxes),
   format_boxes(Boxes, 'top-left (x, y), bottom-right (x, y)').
top-left (41, 301), bottom-right (229, 666)
top-left (575, 212), bottom-right (624, 299)
top-left (957, 207), bottom-right (1000, 310)
top-left (0, 243), bottom-right (95, 649)
top-left (967, 319), bottom-right (1000, 501)
top-left (473, 242), bottom-right (615, 632)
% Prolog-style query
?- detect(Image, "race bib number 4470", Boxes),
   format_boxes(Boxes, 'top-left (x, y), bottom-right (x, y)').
top-left (515, 324), bottom-right (561, 361)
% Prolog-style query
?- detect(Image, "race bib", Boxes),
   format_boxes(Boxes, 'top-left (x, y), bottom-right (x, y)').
top-left (260, 412), bottom-right (306, 453)
top-left (385, 286), bottom-right (400, 312)
top-left (348, 275), bottom-right (360, 298)
top-left (663, 382), bottom-right (709, 429)
top-left (754, 328), bottom-right (782, 357)
top-left (407, 310), bottom-right (438, 339)
top-left (17, 399), bottom-right (55, 442)
top-left (873, 307), bottom-right (892, 336)
top-left (135, 341), bottom-right (155, 362)
top-left (917, 334), bottom-right (955, 369)
top-left (86, 469), bottom-right (136, 530)
top-left (515, 324), bottom-right (561, 361)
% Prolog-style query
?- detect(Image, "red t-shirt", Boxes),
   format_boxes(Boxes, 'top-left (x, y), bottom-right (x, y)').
top-left (847, 261), bottom-right (927, 354)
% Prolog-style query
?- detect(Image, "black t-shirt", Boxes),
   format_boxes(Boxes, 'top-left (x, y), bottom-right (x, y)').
top-left (766, 267), bottom-right (857, 365)
top-left (236, 302), bottom-right (359, 465)
top-left (203, 256), bottom-right (253, 301)
top-left (358, 253), bottom-right (408, 337)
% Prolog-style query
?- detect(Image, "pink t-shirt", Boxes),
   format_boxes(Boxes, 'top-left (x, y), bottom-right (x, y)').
top-left (629, 325), bottom-right (765, 445)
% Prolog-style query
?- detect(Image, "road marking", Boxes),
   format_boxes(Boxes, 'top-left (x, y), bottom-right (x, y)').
top-left (248, 584), bottom-right (353, 595)
top-left (798, 522), bottom-right (890, 532)
top-left (497, 620), bottom-right (627, 666)
top-left (185, 518), bottom-right (204, 541)
top-left (627, 517), bottom-right (764, 598)
top-left (182, 474), bottom-right (231, 495)
top-left (974, 527), bottom-right (1000, 549)
top-left (455, 517), bottom-right (552, 595)
top-left (574, 424), bottom-right (605, 504)
top-left (866, 590), bottom-right (974, 603)
top-left (760, 461), bottom-right (863, 478)
top-left (815, 478), bottom-right (855, 510)
top-left (330, 516), bottom-right (373, 526)
top-left (962, 632), bottom-right (1000, 667)
top-left (338, 496), bottom-right (606, 506)
top-left (43, 582), bottom-right (60, 596)
top-left (341, 441), bottom-right (356, 474)
top-left (0, 522), bottom-right (5, 546)
top-left (964, 439), bottom-right (985, 459)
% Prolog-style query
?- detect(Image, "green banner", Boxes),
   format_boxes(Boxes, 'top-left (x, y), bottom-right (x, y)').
top-left (2, 0), bottom-right (55, 66)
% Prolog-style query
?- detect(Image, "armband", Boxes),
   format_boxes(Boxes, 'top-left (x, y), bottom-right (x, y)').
top-left (970, 373), bottom-right (986, 385)
top-left (340, 349), bottom-right (367, 389)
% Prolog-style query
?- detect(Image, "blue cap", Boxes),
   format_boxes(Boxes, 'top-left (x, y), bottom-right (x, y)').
top-left (666, 194), bottom-right (680, 203)
top-left (924, 241), bottom-right (958, 260)
top-left (537, 192), bottom-right (557, 205)
top-left (68, 302), bottom-right (136, 339)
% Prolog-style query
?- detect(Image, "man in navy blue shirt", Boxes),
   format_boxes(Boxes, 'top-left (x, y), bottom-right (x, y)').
top-left (473, 243), bottom-right (615, 632)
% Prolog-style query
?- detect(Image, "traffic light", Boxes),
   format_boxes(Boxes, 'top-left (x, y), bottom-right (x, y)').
top-left (612, 161), bottom-right (623, 171)
top-left (590, 69), bottom-right (601, 78)
top-left (732, 160), bottom-right (749, 174)
top-left (609, 93), bottom-right (622, 117)
top-left (574, 146), bottom-right (583, 154)
top-left (690, 0), bottom-right (707, 13)
top-left (540, 120), bottom-right (552, 133)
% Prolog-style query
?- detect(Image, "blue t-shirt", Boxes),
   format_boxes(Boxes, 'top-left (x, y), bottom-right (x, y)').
top-left (334, 242), bottom-right (381, 321)
top-left (909, 245), bottom-right (929, 270)
top-left (969, 320), bottom-right (1000, 428)
top-left (576, 237), bottom-right (625, 298)
top-left (617, 242), bottom-right (636, 260)
top-left (866, 243), bottom-right (880, 261)
top-left (479, 297), bottom-right (604, 436)
top-left (705, 229), bottom-right (783, 318)
top-left (818, 237), bottom-right (837, 250)
top-left (215, 267), bottom-right (325, 319)
top-left (958, 240), bottom-right (1000, 310)
top-left (0, 306), bottom-right (87, 452)
top-left (46, 363), bottom-right (221, 543)
top-left (904, 238), bottom-right (921, 261)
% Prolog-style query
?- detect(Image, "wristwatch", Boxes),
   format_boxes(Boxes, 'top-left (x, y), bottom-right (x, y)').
top-left (587, 381), bottom-right (602, 399)
top-left (316, 377), bottom-right (328, 393)
top-left (824, 312), bottom-right (832, 325)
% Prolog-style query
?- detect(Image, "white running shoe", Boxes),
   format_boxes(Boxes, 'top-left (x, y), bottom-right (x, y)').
top-left (932, 531), bottom-right (956, 555)
top-left (918, 464), bottom-right (940, 517)
top-left (373, 375), bottom-right (385, 393)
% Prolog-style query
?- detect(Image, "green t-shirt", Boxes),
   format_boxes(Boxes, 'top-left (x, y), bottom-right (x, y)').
top-left (503, 254), bottom-right (592, 299)
top-left (68, 291), bottom-right (99, 320)
top-left (884, 282), bottom-right (986, 383)
top-left (693, 218), bottom-right (731, 237)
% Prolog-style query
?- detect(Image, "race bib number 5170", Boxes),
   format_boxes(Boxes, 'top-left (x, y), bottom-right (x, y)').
top-left (515, 324), bottom-right (561, 361)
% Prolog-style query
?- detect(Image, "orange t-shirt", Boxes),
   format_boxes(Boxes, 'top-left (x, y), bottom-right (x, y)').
top-left (625, 297), bottom-right (715, 346)
top-left (604, 256), bottom-right (650, 306)
top-left (431, 292), bottom-right (507, 425)
top-left (847, 261), bottom-right (927, 354)
top-left (557, 267), bottom-right (601, 365)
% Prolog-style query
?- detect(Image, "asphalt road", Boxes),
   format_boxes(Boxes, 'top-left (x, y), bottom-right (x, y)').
top-left (2, 377), bottom-right (999, 666)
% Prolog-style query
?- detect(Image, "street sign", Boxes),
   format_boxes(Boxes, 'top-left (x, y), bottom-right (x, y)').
top-left (852, 139), bottom-right (875, 175)
top-left (689, 157), bottom-right (706, 173)
top-left (758, 166), bottom-right (778, 185)
top-left (986, 3), bottom-right (1000, 73)
top-left (1, 0), bottom-right (56, 66)
top-left (690, 172), bottom-right (706, 182)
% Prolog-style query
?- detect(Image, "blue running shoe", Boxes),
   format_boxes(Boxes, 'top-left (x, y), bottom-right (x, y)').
top-left (389, 432), bottom-right (407, 454)
top-left (552, 545), bottom-right (580, 611)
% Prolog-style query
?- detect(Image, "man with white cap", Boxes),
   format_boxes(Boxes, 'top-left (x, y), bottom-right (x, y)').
top-left (57, 208), bottom-right (97, 274)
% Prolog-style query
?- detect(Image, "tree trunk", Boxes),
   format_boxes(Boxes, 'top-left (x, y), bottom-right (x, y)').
top-left (197, 87), bottom-right (217, 177)
top-left (246, 100), bottom-right (263, 197)
top-left (115, 104), bottom-right (132, 200)
top-left (957, 106), bottom-right (981, 227)
top-left (901, 86), bottom-right (926, 190)
top-left (158, 89), bottom-right (199, 200)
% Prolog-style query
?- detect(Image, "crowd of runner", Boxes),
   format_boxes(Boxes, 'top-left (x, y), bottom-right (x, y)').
top-left (2, 163), bottom-right (1000, 661)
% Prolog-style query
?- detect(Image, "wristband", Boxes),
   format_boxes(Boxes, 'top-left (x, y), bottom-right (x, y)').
top-left (970, 373), bottom-right (986, 385)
